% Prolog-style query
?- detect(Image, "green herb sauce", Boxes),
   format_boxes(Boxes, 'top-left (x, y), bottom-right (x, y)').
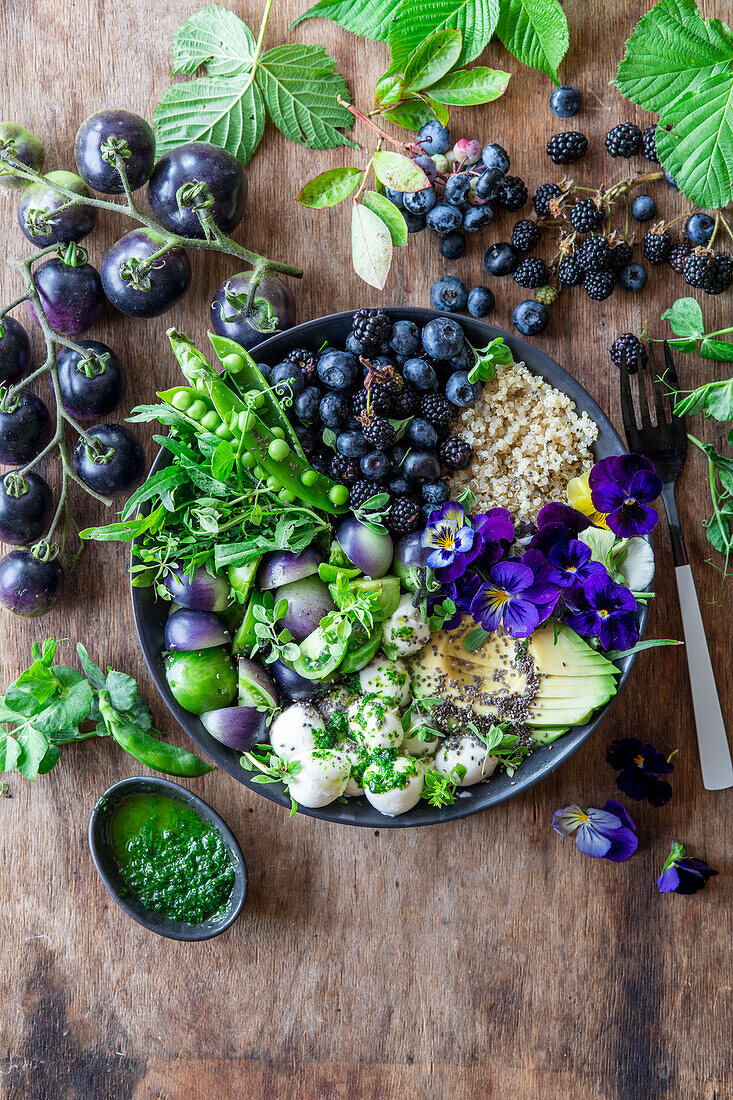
top-left (110, 794), bottom-right (235, 925)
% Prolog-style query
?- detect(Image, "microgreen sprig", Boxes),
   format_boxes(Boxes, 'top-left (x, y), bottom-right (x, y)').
top-left (421, 764), bottom-right (466, 808)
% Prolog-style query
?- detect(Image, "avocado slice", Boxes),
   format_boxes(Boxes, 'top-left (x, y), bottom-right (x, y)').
top-left (530, 625), bottom-right (618, 676)
top-left (535, 672), bottom-right (617, 701)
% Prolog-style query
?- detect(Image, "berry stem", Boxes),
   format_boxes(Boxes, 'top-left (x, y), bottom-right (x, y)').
top-left (337, 98), bottom-right (416, 153)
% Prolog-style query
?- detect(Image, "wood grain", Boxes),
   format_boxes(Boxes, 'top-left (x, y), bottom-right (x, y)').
top-left (1, 2), bottom-right (732, 1098)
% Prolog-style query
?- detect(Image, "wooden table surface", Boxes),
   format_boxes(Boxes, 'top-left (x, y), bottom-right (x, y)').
top-left (1, 2), bottom-right (731, 1097)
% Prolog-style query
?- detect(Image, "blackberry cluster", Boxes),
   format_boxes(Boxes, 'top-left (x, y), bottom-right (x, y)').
top-left (578, 236), bottom-right (611, 273)
top-left (352, 387), bottom-right (391, 417)
top-left (513, 257), bottom-right (549, 288)
top-left (390, 385), bottom-right (420, 418)
top-left (546, 131), bottom-right (588, 165)
top-left (420, 392), bottom-right (454, 431)
top-left (534, 182), bottom-right (563, 217)
top-left (351, 309), bottom-right (391, 355)
top-left (558, 253), bottom-right (583, 286)
top-left (570, 199), bottom-right (604, 233)
top-left (361, 415), bottom-right (396, 450)
top-left (348, 480), bottom-right (380, 510)
top-left (668, 242), bottom-right (692, 274)
top-left (386, 496), bottom-right (421, 536)
top-left (585, 270), bottom-right (616, 301)
top-left (439, 437), bottom-right (473, 470)
top-left (609, 333), bottom-right (648, 371)
top-left (642, 124), bottom-right (658, 162)
top-left (284, 347), bottom-right (318, 380)
top-left (642, 228), bottom-right (672, 265)
top-left (496, 176), bottom-right (528, 211)
top-left (605, 123), bottom-right (643, 158)
top-left (511, 219), bottom-right (541, 253)
top-left (683, 251), bottom-right (733, 295)
top-left (609, 241), bottom-right (633, 271)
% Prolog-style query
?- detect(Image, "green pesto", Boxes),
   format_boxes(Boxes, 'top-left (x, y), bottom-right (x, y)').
top-left (111, 794), bottom-right (235, 925)
top-left (324, 710), bottom-right (349, 742)
top-left (313, 722), bottom-right (339, 750)
top-left (362, 748), bottom-right (418, 794)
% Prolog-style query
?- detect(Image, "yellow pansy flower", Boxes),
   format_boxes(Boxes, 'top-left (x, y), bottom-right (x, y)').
top-left (567, 469), bottom-right (609, 529)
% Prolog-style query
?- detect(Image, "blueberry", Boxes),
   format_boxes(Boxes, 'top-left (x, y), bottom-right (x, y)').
top-left (426, 202), bottom-right (463, 234)
top-left (632, 195), bottom-right (657, 222)
top-left (618, 262), bottom-right (648, 292)
top-left (389, 475), bottom-right (411, 495)
top-left (412, 153), bottom-right (438, 183)
top-left (416, 120), bottom-right (452, 155)
top-left (550, 86), bottom-right (583, 118)
top-left (467, 286), bottom-right (495, 317)
top-left (664, 169), bottom-right (678, 189)
top-left (448, 347), bottom-right (474, 372)
top-left (421, 479), bottom-right (451, 506)
top-left (483, 242), bottom-right (520, 276)
top-left (475, 168), bottom-right (503, 200)
top-left (481, 143), bottom-right (510, 174)
top-left (402, 208), bottom-right (427, 233)
top-left (463, 204), bottom-right (494, 232)
top-left (444, 174), bottom-right (471, 205)
top-left (445, 370), bottom-right (481, 407)
top-left (439, 231), bottom-right (467, 260)
top-left (403, 357), bottom-right (438, 391)
top-left (271, 361), bottom-right (305, 398)
top-left (294, 385), bottom-right (321, 423)
top-left (361, 451), bottom-right (391, 480)
top-left (390, 444), bottom-right (408, 468)
top-left (385, 187), bottom-right (404, 208)
top-left (345, 332), bottom-right (364, 356)
top-left (319, 391), bottom-right (350, 427)
top-left (337, 429), bottom-right (368, 458)
top-left (430, 275), bottom-right (468, 312)
top-left (389, 320), bottom-right (420, 357)
top-left (368, 354), bottom-right (395, 371)
top-left (421, 317), bottom-right (464, 360)
top-left (254, 361), bottom-right (271, 382)
top-left (407, 417), bottom-right (439, 450)
top-left (403, 451), bottom-right (440, 481)
top-left (685, 212), bottom-right (715, 245)
top-left (317, 348), bottom-right (358, 390)
top-left (512, 300), bottom-right (549, 335)
top-left (403, 187), bottom-right (436, 215)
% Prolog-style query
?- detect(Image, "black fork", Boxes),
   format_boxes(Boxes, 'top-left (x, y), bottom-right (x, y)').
top-left (619, 342), bottom-right (733, 790)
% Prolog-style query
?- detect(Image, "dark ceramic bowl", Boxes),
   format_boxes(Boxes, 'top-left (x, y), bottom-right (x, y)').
top-left (131, 309), bottom-right (650, 828)
top-left (88, 775), bottom-right (247, 939)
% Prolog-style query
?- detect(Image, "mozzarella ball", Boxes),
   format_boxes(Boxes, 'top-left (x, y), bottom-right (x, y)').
top-left (402, 710), bottom-right (442, 756)
top-left (337, 740), bottom-right (368, 796)
top-left (434, 733), bottom-right (498, 786)
top-left (363, 755), bottom-right (425, 816)
top-left (358, 656), bottom-right (411, 706)
top-left (269, 703), bottom-right (325, 760)
top-left (317, 685), bottom-right (358, 723)
top-left (286, 749), bottom-right (350, 807)
top-left (381, 594), bottom-right (431, 659)
top-left (348, 695), bottom-right (403, 751)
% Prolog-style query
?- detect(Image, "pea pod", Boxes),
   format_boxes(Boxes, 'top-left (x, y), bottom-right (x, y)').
top-left (232, 589), bottom-right (268, 655)
top-left (157, 386), bottom-right (235, 441)
top-left (99, 694), bottom-right (213, 777)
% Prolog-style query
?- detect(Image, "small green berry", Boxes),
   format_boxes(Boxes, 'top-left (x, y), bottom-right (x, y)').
top-left (535, 285), bottom-right (558, 305)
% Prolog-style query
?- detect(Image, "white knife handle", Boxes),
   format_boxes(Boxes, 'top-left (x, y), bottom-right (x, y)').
top-left (674, 563), bottom-right (733, 790)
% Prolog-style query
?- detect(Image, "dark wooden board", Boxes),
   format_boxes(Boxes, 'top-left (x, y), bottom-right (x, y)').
top-left (1, 2), bottom-right (731, 1097)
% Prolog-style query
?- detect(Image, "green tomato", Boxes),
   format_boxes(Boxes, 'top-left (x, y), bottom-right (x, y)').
top-left (164, 646), bottom-right (237, 715)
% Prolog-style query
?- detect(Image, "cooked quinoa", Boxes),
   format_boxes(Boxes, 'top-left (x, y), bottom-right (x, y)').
top-left (449, 360), bottom-right (598, 521)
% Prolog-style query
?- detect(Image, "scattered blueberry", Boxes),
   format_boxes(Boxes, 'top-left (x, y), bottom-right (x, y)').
top-left (475, 168), bottom-right (503, 200)
top-left (293, 385), bottom-right (321, 423)
top-left (421, 479), bottom-right (451, 506)
top-left (389, 320), bottom-right (420, 357)
top-left (631, 195), bottom-right (657, 222)
top-left (463, 205), bottom-right (494, 232)
top-left (403, 451), bottom-right (441, 481)
top-left (483, 242), bottom-right (520, 276)
top-left (412, 153), bottom-right (438, 184)
top-left (618, 263), bottom-right (648, 292)
top-left (550, 86), bottom-right (583, 118)
top-left (384, 187), bottom-right (404, 208)
top-left (337, 429), bottom-right (369, 458)
top-left (444, 174), bottom-right (471, 205)
top-left (319, 391), bottom-right (350, 427)
top-left (426, 202), bottom-right (463, 234)
top-left (430, 275), bottom-right (469, 312)
top-left (685, 212), bottom-right (715, 245)
top-left (406, 417), bottom-right (439, 450)
top-left (402, 209), bottom-right (427, 233)
top-left (466, 286), bottom-right (495, 317)
top-left (271, 361), bottom-right (305, 398)
top-left (439, 231), bottom-right (467, 260)
top-left (317, 349), bottom-right (358, 390)
top-left (512, 300), bottom-right (549, 335)
top-left (361, 451), bottom-right (391, 480)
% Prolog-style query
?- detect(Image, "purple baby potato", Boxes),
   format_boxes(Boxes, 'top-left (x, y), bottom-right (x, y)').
top-left (0, 317), bottom-right (32, 385)
top-left (75, 110), bottom-right (155, 194)
top-left (269, 658), bottom-right (320, 702)
top-left (164, 565), bottom-right (230, 612)
top-left (0, 392), bottom-right (53, 465)
top-left (18, 170), bottom-right (98, 247)
top-left (335, 517), bottom-right (393, 578)
top-left (199, 705), bottom-right (270, 751)
top-left (275, 574), bottom-right (335, 642)
top-left (0, 122), bottom-right (44, 188)
top-left (257, 547), bottom-right (321, 590)
top-left (32, 256), bottom-right (104, 337)
top-left (57, 341), bottom-right (126, 420)
top-left (210, 273), bottom-right (296, 351)
top-left (164, 608), bottom-right (231, 652)
top-left (147, 141), bottom-right (248, 239)
top-left (0, 549), bottom-right (63, 617)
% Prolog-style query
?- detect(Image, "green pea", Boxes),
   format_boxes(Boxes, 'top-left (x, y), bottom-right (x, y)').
top-left (301, 469), bottom-right (318, 487)
top-left (215, 423), bottom-right (234, 440)
top-left (222, 352), bottom-right (246, 374)
top-left (270, 426), bottom-right (285, 440)
top-left (241, 452), bottom-right (256, 468)
top-left (194, 378), bottom-right (208, 392)
top-left (238, 410), bottom-right (254, 434)
top-left (253, 465), bottom-right (265, 480)
top-left (329, 484), bottom-right (349, 506)
top-left (187, 400), bottom-right (208, 421)
top-left (201, 410), bottom-right (220, 431)
top-left (278, 488), bottom-right (295, 503)
top-left (171, 390), bottom-right (194, 411)
top-left (268, 438), bottom-right (290, 461)
top-left (266, 475), bottom-right (280, 491)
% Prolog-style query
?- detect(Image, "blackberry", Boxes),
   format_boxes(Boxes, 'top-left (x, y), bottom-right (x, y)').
top-left (609, 241), bottom-right (633, 272)
top-left (683, 250), bottom-right (733, 295)
top-left (534, 182), bottom-right (562, 217)
top-left (330, 454), bottom-right (359, 484)
top-left (386, 495), bottom-right (421, 536)
top-left (361, 414), bottom-right (396, 451)
top-left (420, 392), bottom-right (454, 432)
top-left (578, 236), bottom-right (611, 273)
top-left (669, 242), bottom-right (692, 275)
top-left (557, 253), bottom-right (583, 286)
top-left (352, 387), bottom-right (391, 417)
top-left (511, 219), bottom-right (541, 253)
top-left (609, 333), bottom-right (648, 371)
top-left (348, 479), bottom-right (381, 511)
top-left (546, 131), bottom-right (588, 165)
top-left (605, 123), bottom-right (643, 158)
top-left (284, 347), bottom-right (318, 380)
top-left (584, 270), bottom-right (616, 300)
top-left (642, 124), bottom-right (658, 162)
top-left (439, 436), bottom-right (473, 471)
top-left (570, 199), bottom-right (603, 233)
top-left (351, 308), bottom-right (391, 354)
top-left (513, 257), bottom-right (549, 288)
top-left (390, 384), bottom-right (420, 419)
top-left (496, 175), bottom-right (528, 212)
top-left (642, 227), bottom-right (672, 265)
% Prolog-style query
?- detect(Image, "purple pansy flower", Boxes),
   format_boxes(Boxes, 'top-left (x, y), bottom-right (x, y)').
top-left (465, 507), bottom-right (515, 565)
top-left (421, 502), bottom-right (475, 574)
top-left (606, 737), bottom-right (674, 806)
top-left (546, 539), bottom-right (607, 589)
top-left (529, 503), bottom-right (591, 555)
top-left (589, 454), bottom-right (662, 538)
top-left (657, 842), bottom-right (718, 894)
top-left (519, 549), bottom-right (562, 618)
top-left (470, 560), bottom-right (556, 639)
top-left (563, 572), bottom-right (639, 651)
top-left (552, 799), bottom-right (638, 862)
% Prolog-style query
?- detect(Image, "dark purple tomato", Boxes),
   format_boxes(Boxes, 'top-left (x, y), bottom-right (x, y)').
top-left (164, 608), bottom-right (231, 651)
top-left (0, 471), bottom-right (52, 544)
top-left (0, 317), bottom-right (32, 385)
top-left (0, 122), bottom-right (44, 188)
top-left (72, 423), bottom-right (146, 495)
top-left (74, 109), bottom-right (155, 194)
top-left (147, 142), bottom-right (248, 239)
top-left (269, 657), bottom-right (320, 702)
top-left (163, 565), bottom-right (230, 612)
top-left (210, 273), bottom-right (296, 351)
top-left (0, 391), bottom-right (53, 464)
top-left (57, 340), bottom-right (126, 420)
top-left (17, 170), bottom-right (97, 247)
top-left (0, 548), bottom-right (63, 617)
top-left (32, 254), bottom-right (104, 337)
top-left (100, 229), bottom-right (191, 318)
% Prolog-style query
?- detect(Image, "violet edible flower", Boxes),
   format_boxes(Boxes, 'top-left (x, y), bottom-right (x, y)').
top-left (546, 538), bottom-right (607, 588)
top-left (589, 454), bottom-right (662, 538)
top-left (606, 737), bottom-right (674, 806)
top-left (657, 842), bottom-right (718, 894)
top-left (563, 572), bottom-right (639, 651)
top-left (552, 799), bottom-right (638, 862)
top-left (421, 502), bottom-right (475, 574)
top-left (470, 560), bottom-right (556, 639)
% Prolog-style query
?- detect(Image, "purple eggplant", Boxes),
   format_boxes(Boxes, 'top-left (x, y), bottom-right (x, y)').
top-left (163, 565), bottom-right (230, 612)
top-left (275, 574), bottom-right (334, 642)
top-left (256, 547), bottom-right (320, 590)
top-left (335, 517), bottom-right (393, 578)
top-left (200, 705), bottom-right (270, 751)
top-left (165, 608), bottom-right (231, 652)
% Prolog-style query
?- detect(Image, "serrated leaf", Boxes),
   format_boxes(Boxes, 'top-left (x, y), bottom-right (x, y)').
top-left (291, 0), bottom-right (396, 41)
top-left (427, 66), bottom-right (510, 105)
top-left (256, 45), bottom-right (356, 149)
top-left (363, 191), bottom-right (408, 245)
top-left (372, 150), bottom-right (429, 191)
top-left (351, 203), bottom-right (393, 289)
top-left (153, 77), bottom-right (265, 167)
top-left (403, 30), bottom-right (463, 91)
top-left (388, 0), bottom-right (500, 68)
top-left (297, 166), bottom-right (362, 208)
top-left (171, 5), bottom-right (256, 77)
top-left (381, 100), bottom-right (438, 131)
top-left (496, 0), bottom-right (569, 82)
top-left (655, 75), bottom-right (733, 208)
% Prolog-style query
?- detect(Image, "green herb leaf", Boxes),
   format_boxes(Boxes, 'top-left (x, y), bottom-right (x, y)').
top-left (427, 65), bottom-right (510, 106)
top-left (14, 726), bottom-right (51, 780)
top-left (0, 733), bottom-right (21, 773)
top-left (701, 338), bottom-right (733, 362)
top-left (121, 468), bottom-right (188, 520)
top-left (380, 100), bottom-right (440, 131)
top-left (296, 166), bottom-right (363, 208)
top-left (154, 77), bottom-right (266, 167)
top-left (463, 626), bottom-right (489, 651)
top-left (351, 202), bottom-right (393, 289)
top-left (388, 0), bottom-right (501, 69)
top-left (403, 30), bottom-right (464, 90)
top-left (105, 670), bottom-right (139, 712)
top-left (372, 150), bottom-right (429, 192)
top-left (32, 680), bottom-right (94, 735)
top-left (76, 644), bottom-right (107, 690)
top-left (496, 0), bottom-right (569, 82)
top-left (211, 439), bottom-right (236, 482)
top-left (362, 191), bottom-right (408, 246)
top-left (171, 4), bottom-right (256, 76)
top-left (291, 0), bottom-right (396, 41)
top-left (467, 336), bottom-right (513, 383)
top-left (255, 45), bottom-right (356, 149)
top-left (604, 638), bottom-right (681, 660)
top-left (661, 296), bottom-right (705, 339)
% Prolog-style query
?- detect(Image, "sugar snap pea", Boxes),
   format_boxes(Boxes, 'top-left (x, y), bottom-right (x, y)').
top-left (99, 694), bottom-right (213, 777)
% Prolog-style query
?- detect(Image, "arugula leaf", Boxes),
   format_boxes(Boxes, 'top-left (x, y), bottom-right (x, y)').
top-left (388, 0), bottom-right (500, 69)
top-left (351, 202), bottom-right (393, 289)
top-left (291, 0), bottom-right (396, 40)
top-left (496, 0), bottom-right (569, 82)
top-left (296, 166), bottom-right (363, 208)
top-left (427, 66), bottom-right (510, 106)
top-left (256, 46), bottom-right (356, 149)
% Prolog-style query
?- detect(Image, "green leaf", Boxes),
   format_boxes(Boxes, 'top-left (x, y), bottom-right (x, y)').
top-left (362, 190), bottom-right (408, 245)
top-left (291, 0), bottom-right (396, 41)
top-left (296, 166), bottom-right (362, 208)
top-left (14, 726), bottom-right (51, 780)
top-left (105, 671), bottom-right (139, 712)
top-left (256, 45), bottom-right (356, 149)
top-left (76, 644), bottom-right (106, 690)
top-left (661, 296), bottom-right (704, 338)
top-left (427, 66), bottom-right (510, 105)
top-left (170, 4), bottom-right (256, 77)
top-left (403, 30), bottom-right (463, 91)
top-left (421, 96), bottom-right (451, 127)
top-left (351, 203), bottom-right (393, 289)
top-left (372, 150), bottom-right (429, 191)
top-left (0, 733), bottom-right (21, 773)
top-left (32, 680), bottom-right (94, 735)
top-left (79, 505), bottom-right (166, 544)
top-left (211, 439), bottom-right (236, 482)
top-left (37, 743), bottom-right (61, 775)
top-left (495, 0), bottom-right (569, 82)
top-left (388, 0), bottom-right (501, 68)
top-left (701, 338), bottom-right (733, 362)
top-left (374, 73), bottom-right (406, 108)
top-left (703, 379), bottom-right (733, 420)
top-left (153, 76), bottom-right (266, 167)
top-left (463, 626), bottom-right (489, 651)
top-left (381, 100), bottom-right (439, 131)
top-left (604, 638), bottom-right (681, 660)
top-left (121, 468), bottom-right (188, 520)
top-left (656, 74), bottom-right (733, 207)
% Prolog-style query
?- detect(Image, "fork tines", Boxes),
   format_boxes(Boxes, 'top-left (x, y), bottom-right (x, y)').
top-left (618, 340), bottom-right (687, 465)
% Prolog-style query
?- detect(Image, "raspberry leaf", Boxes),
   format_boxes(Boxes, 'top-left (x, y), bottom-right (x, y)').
top-left (495, 0), bottom-right (569, 83)
top-left (171, 4), bottom-right (256, 77)
top-left (153, 77), bottom-right (266, 167)
top-left (291, 0), bottom-right (396, 40)
top-left (255, 45), bottom-right (357, 149)
top-left (387, 0), bottom-right (501, 69)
